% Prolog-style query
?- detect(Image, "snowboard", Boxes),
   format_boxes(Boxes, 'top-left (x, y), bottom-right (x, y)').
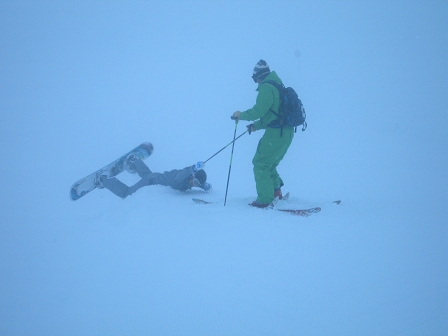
top-left (69, 142), bottom-right (153, 201)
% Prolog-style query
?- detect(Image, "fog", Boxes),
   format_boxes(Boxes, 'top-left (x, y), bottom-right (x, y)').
top-left (1, 1), bottom-right (447, 335)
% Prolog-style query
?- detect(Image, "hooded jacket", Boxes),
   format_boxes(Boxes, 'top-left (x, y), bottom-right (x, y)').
top-left (239, 71), bottom-right (286, 131)
top-left (150, 166), bottom-right (196, 191)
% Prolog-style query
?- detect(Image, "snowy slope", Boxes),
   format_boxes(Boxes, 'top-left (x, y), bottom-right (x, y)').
top-left (2, 157), bottom-right (446, 335)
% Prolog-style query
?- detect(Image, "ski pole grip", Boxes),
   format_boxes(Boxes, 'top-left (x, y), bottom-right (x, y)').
top-left (231, 116), bottom-right (238, 120)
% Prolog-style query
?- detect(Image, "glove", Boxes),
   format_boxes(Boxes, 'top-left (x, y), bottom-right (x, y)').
top-left (231, 111), bottom-right (241, 120)
top-left (202, 182), bottom-right (212, 191)
top-left (193, 161), bottom-right (205, 172)
top-left (247, 123), bottom-right (256, 135)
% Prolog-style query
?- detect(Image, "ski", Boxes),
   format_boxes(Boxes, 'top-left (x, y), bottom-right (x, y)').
top-left (192, 198), bottom-right (214, 204)
top-left (192, 196), bottom-right (323, 217)
top-left (276, 207), bottom-right (321, 217)
top-left (192, 193), bottom-right (291, 205)
top-left (269, 195), bottom-right (320, 216)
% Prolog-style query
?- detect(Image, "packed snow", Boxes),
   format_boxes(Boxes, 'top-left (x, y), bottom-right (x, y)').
top-left (1, 1), bottom-right (447, 335)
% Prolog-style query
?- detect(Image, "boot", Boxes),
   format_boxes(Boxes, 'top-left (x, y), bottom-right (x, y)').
top-left (125, 154), bottom-right (139, 174)
top-left (249, 201), bottom-right (271, 209)
top-left (94, 171), bottom-right (110, 189)
top-left (274, 187), bottom-right (283, 200)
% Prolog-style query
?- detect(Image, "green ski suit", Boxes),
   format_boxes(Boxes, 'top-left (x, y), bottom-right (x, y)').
top-left (239, 71), bottom-right (294, 204)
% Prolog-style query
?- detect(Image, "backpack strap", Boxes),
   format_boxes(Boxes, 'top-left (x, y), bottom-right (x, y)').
top-left (265, 81), bottom-right (284, 109)
top-left (264, 80), bottom-right (285, 136)
top-left (264, 80), bottom-right (284, 116)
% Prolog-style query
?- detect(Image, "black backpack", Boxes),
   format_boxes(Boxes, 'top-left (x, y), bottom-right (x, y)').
top-left (265, 80), bottom-right (307, 132)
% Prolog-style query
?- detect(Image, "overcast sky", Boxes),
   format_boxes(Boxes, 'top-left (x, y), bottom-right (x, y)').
top-left (1, 0), bottom-right (447, 215)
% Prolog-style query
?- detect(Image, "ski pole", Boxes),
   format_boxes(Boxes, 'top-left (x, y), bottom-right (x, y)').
top-left (204, 130), bottom-right (247, 163)
top-left (224, 120), bottom-right (239, 206)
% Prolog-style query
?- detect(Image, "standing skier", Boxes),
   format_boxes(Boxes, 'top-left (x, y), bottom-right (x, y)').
top-left (232, 60), bottom-right (294, 208)
top-left (95, 155), bottom-right (211, 199)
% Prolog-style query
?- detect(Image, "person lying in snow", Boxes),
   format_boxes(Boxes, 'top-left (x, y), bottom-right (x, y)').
top-left (94, 155), bottom-right (211, 199)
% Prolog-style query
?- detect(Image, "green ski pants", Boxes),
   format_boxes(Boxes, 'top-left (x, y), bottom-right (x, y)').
top-left (252, 127), bottom-right (294, 203)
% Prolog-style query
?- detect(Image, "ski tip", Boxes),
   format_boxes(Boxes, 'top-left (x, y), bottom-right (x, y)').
top-left (192, 198), bottom-right (212, 204)
top-left (332, 200), bottom-right (341, 205)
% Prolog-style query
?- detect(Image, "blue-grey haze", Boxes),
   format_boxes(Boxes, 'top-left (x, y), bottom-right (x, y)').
top-left (1, 1), bottom-right (447, 335)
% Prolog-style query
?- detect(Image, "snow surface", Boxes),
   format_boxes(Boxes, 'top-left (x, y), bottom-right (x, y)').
top-left (1, 1), bottom-right (447, 335)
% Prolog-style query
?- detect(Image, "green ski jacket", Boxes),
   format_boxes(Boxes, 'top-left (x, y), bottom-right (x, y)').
top-left (239, 71), bottom-right (283, 131)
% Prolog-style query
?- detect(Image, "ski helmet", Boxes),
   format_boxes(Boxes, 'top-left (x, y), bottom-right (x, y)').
top-left (194, 169), bottom-right (207, 185)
